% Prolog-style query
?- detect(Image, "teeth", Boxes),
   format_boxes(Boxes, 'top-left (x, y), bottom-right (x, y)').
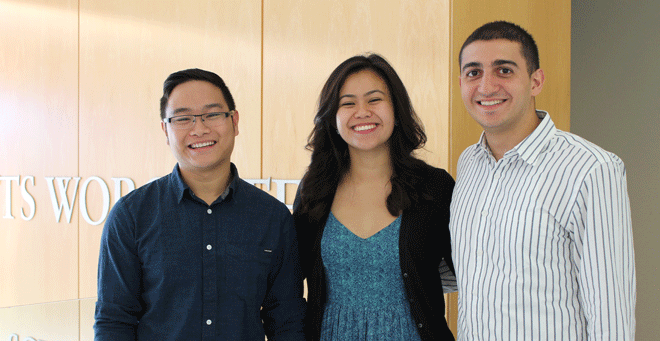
top-left (191, 141), bottom-right (215, 149)
top-left (354, 124), bottom-right (376, 132)
top-left (480, 99), bottom-right (504, 106)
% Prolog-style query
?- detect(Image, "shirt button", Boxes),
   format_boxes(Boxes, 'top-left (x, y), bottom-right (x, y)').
top-left (402, 273), bottom-right (408, 278)
top-left (481, 210), bottom-right (487, 217)
top-left (207, 209), bottom-right (212, 214)
top-left (494, 172), bottom-right (501, 180)
top-left (206, 244), bottom-right (212, 250)
top-left (206, 319), bottom-right (212, 325)
top-left (477, 249), bottom-right (483, 256)
top-left (418, 323), bottom-right (423, 328)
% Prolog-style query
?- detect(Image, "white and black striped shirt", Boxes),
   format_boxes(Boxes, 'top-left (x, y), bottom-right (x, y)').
top-left (450, 111), bottom-right (635, 340)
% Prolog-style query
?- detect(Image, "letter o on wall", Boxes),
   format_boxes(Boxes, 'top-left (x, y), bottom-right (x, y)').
top-left (80, 176), bottom-right (110, 226)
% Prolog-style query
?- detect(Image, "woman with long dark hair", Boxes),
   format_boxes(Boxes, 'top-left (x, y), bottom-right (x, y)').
top-left (293, 53), bottom-right (456, 340)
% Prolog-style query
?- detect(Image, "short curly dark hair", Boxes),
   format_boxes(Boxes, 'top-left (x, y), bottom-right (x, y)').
top-left (459, 21), bottom-right (540, 75)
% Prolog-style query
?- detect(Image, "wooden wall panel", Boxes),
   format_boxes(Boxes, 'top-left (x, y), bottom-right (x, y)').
top-left (0, 0), bottom-right (79, 308)
top-left (78, 0), bottom-right (263, 298)
top-left (263, 0), bottom-right (451, 207)
top-left (79, 298), bottom-right (96, 340)
top-left (0, 301), bottom-right (80, 341)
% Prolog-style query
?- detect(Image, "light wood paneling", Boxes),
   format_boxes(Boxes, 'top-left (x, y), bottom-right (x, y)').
top-left (77, 0), bottom-right (263, 298)
top-left (0, 0), bottom-right (79, 307)
top-left (449, 1), bottom-right (572, 174)
top-left (0, 301), bottom-right (80, 341)
top-left (80, 298), bottom-right (97, 340)
top-left (263, 0), bottom-right (451, 206)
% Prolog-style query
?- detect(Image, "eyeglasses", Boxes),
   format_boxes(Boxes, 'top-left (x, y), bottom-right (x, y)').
top-left (163, 111), bottom-right (234, 130)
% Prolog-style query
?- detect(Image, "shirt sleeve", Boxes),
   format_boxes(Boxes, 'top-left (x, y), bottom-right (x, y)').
top-left (435, 167), bottom-right (457, 294)
top-left (572, 159), bottom-right (636, 340)
top-left (261, 211), bottom-right (307, 341)
top-left (94, 201), bottom-right (142, 341)
top-left (439, 258), bottom-right (457, 293)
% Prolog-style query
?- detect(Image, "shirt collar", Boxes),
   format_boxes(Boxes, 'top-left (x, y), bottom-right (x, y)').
top-left (514, 110), bottom-right (555, 165)
top-left (475, 132), bottom-right (491, 158)
top-left (473, 110), bottom-right (556, 166)
top-left (171, 163), bottom-right (239, 204)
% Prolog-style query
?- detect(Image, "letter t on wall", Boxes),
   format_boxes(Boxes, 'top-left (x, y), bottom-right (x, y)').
top-left (0, 176), bottom-right (19, 219)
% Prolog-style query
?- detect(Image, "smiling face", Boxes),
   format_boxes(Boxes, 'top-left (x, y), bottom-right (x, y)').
top-left (336, 69), bottom-right (395, 155)
top-left (459, 39), bottom-right (544, 139)
top-left (161, 80), bottom-right (239, 177)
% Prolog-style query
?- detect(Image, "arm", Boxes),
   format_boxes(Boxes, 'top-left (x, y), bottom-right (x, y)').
top-left (261, 212), bottom-right (307, 341)
top-left (292, 185), bottom-right (316, 281)
top-left (574, 160), bottom-right (636, 340)
top-left (94, 201), bottom-right (142, 340)
top-left (439, 258), bottom-right (457, 293)
top-left (435, 168), bottom-right (458, 293)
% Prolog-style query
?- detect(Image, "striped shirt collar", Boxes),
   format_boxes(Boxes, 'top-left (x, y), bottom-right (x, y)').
top-left (475, 110), bottom-right (555, 166)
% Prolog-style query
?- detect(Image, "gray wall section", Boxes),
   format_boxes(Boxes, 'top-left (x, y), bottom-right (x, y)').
top-left (572, 1), bottom-right (660, 338)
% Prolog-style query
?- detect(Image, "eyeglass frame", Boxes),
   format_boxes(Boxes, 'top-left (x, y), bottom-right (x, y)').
top-left (162, 110), bottom-right (235, 130)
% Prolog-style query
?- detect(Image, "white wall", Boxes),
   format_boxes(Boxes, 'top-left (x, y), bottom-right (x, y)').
top-left (572, 1), bottom-right (660, 339)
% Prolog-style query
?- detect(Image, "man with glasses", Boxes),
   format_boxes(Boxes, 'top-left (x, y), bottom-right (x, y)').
top-left (94, 68), bottom-right (306, 340)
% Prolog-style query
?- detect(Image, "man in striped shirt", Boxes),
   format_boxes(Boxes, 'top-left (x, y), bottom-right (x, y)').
top-left (450, 21), bottom-right (635, 340)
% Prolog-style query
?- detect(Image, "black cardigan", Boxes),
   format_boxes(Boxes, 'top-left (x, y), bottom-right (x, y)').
top-left (294, 166), bottom-right (456, 341)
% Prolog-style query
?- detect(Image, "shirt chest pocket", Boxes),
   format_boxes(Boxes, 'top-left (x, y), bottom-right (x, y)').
top-left (225, 243), bottom-right (274, 301)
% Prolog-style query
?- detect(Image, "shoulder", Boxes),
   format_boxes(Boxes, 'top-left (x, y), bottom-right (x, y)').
top-left (104, 174), bottom-right (173, 231)
top-left (424, 164), bottom-right (454, 181)
top-left (404, 163), bottom-right (454, 207)
top-left (551, 130), bottom-right (625, 171)
top-left (454, 142), bottom-right (483, 177)
top-left (113, 174), bottom-right (171, 212)
top-left (457, 142), bottom-right (481, 163)
top-left (417, 163), bottom-right (455, 192)
top-left (234, 177), bottom-right (291, 216)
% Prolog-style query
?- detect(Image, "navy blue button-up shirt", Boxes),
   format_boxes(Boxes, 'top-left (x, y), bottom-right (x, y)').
top-left (94, 164), bottom-right (306, 340)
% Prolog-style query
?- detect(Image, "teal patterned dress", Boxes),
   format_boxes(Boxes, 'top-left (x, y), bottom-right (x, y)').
top-left (319, 212), bottom-right (422, 341)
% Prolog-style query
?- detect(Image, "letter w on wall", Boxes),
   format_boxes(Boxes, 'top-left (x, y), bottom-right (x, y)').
top-left (45, 177), bottom-right (80, 223)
